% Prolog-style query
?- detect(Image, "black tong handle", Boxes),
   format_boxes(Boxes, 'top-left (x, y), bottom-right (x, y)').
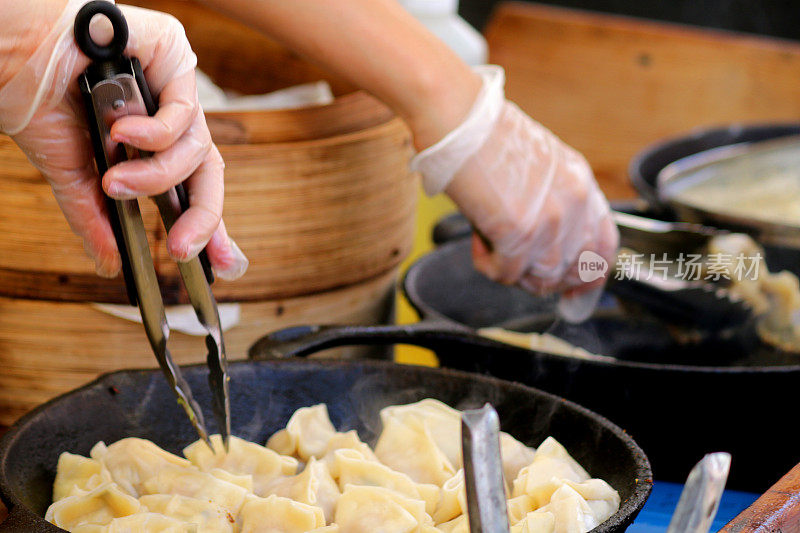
top-left (74, 1), bottom-right (213, 306)
top-left (74, 1), bottom-right (128, 62)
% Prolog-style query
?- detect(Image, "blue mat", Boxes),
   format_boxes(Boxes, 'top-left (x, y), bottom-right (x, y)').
top-left (627, 481), bottom-right (758, 532)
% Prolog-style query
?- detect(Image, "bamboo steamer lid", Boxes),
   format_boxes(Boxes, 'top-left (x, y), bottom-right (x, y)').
top-left (0, 0), bottom-right (417, 304)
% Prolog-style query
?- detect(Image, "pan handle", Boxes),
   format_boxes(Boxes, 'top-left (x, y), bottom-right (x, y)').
top-left (431, 201), bottom-right (657, 246)
top-left (248, 321), bottom-right (480, 360)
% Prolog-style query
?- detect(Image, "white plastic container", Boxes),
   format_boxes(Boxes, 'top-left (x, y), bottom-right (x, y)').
top-left (400, 0), bottom-right (488, 66)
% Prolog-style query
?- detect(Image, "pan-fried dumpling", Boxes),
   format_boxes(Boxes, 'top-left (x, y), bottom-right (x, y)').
top-left (184, 435), bottom-right (297, 494)
top-left (536, 484), bottom-right (599, 533)
top-left (332, 448), bottom-right (440, 516)
top-left (95, 512), bottom-right (187, 532)
top-left (142, 467), bottom-right (248, 516)
top-left (512, 437), bottom-right (590, 499)
top-left (139, 494), bottom-right (235, 532)
top-left (379, 399), bottom-right (463, 469)
top-left (562, 479), bottom-right (619, 525)
top-left (45, 483), bottom-right (140, 530)
top-left (500, 433), bottom-right (536, 484)
top-left (532, 437), bottom-right (589, 479)
top-left (53, 453), bottom-right (113, 502)
top-left (70, 526), bottom-right (107, 533)
top-left (431, 470), bottom-right (465, 524)
top-left (263, 457), bottom-right (340, 522)
top-left (237, 494), bottom-right (326, 532)
top-left (506, 494), bottom-right (535, 525)
top-left (90, 439), bottom-right (192, 497)
top-left (209, 468), bottom-right (254, 492)
top-left (435, 515), bottom-right (468, 533)
top-left (509, 438), bottom-right (618, 531)
top-left (510, 511), bottom-right (555, 533)
top-left (515, 475), bottom-right (616, 515)
top-left (335, 485), bottom-right (433, 533)
top-left (267, 404), bottom-right (338, 460)
top-left (375, 415), bottom-right (456, 486)
top-left (378, 399), bottom-right (534, 486)
top-left (321, 430), bottom-right (378, 465)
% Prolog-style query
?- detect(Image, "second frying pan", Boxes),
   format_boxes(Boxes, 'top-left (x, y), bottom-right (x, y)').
top-left (250, 237), bottom-right (800, 491)
top-left (629, 122), bottom-right (800, 274)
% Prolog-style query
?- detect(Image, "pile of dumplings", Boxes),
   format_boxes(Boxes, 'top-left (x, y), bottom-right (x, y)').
top-left (46, 399), bottom-right (620, 532)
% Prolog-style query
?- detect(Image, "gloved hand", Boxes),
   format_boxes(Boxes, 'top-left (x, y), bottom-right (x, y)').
top-left (412, 66), bottom-right (618, 317)
top-left (0, 0), bottom-right (248, 280)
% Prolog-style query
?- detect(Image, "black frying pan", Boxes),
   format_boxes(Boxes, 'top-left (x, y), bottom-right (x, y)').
top-left (248, 236), bottom-right (800, 492)
top-left (0, 359), bottom-right (651, 532)
top-left (629, 121), bottom-right (800, 275)
top-left (629, 122), bottom-right (800, 212)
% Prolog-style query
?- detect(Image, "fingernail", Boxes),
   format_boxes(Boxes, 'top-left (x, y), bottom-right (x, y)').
top-left (172, 240), bottom-right (206, 262)
top-left (107, 181), bottom-right (137, 199)
top-left (111, 132), bottom-right (130, 144)
top-left (215, 239), bottom-right (249, 281)
top-left (84, 239), bottom-right (121, 278)
top-left (95, 258), bottom-right (121, 279)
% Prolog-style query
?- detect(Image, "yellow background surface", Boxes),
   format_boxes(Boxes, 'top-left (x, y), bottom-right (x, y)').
top-left (394, 185), bottom-right (457, 367)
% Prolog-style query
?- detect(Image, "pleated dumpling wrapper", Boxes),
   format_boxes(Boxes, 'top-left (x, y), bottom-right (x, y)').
top-left (47, 399), bottom-right (619, 533)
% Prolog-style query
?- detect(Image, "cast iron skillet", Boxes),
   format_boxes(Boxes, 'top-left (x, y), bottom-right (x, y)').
top-left (629, 121), bottom-right (800, 274)
top-left (0, 359), bottom-right (651, 532)
top-left (249, 235), bottom-right (800, 492)
top-left (629, 122), bottom-right (800, 212)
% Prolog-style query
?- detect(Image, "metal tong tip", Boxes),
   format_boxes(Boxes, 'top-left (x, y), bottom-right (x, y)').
top-left (461, 404), bottom-right (511, 533)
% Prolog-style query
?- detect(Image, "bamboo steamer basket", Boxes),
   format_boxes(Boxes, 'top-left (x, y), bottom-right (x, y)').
top-left (0, 269), bottom-right (396, 426)
top-left (0, 1), bottom-right (416, 425)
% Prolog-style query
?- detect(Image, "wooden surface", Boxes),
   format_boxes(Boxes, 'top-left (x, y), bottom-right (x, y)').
top-left (485, 2), bottom-right (800, 199)
top-left (0, 268), bottom-right (397, 427)
top-left (720, 462), bottom-right (800, 532)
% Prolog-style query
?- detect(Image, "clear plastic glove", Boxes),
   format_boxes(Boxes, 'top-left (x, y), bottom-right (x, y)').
top-left (0, 0), bottom-right (248, 280)
top-left (412, 66), bottom-right (618, 316)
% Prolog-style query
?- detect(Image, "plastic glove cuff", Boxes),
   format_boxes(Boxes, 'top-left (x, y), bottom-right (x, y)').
top-left (411, 65), bottom-right (506, 195)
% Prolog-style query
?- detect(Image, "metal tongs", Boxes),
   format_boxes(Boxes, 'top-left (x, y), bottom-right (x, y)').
top-left (666, 452), bottom-right (731, 533)
top-left (462, 404), bottom-right (511, 533)
top-left (433, 211), bottom-right (752, 330)
top-left (74, 1), bottom-right (229, 449)
top-left (612, 212), bottom-right (752, 330)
